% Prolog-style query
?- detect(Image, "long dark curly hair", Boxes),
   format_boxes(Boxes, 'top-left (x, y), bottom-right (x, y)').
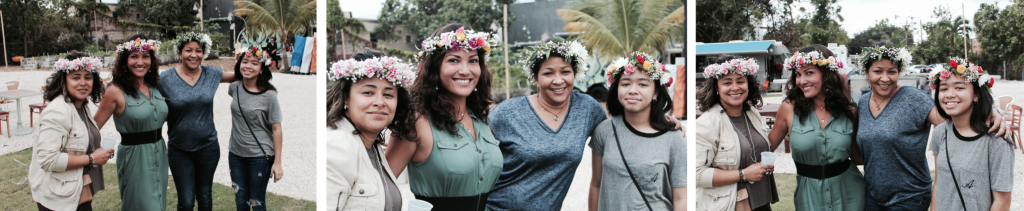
top-left (43, 52), bottom-right (104, 104)
top-left (326, 50), bottom-right (417, 143)
top-left (697, 55), bottom-right (763, 113)
top-left (784, 44), bottom-right (855, 124)
top-left (112, 34), bottom-right (161, 98)
top-left (411, 23), bottom-right (494, 137)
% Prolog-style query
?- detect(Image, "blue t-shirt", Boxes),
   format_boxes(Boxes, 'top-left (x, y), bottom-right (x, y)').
top-left (159, 66), bottom-right (223, 151)
top-left (486, 92), bottom-right (607, 211)
top-left (857, 86), bottom-right (933, 206)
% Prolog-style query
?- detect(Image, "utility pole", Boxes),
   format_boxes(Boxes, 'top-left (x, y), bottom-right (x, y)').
top-left (503, 4), bottom-right (510, 99)
top-left (1, 10), bottom-right (7, 67)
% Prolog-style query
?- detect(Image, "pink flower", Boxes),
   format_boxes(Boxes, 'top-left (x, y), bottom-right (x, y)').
top-left (624, 65), bottom-right (637, 75)
top-left (939, 70), bottom-right (952, 81)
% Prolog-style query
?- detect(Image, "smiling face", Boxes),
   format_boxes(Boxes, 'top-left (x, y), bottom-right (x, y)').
top-left (535, 56), bottom-right (575, 104)
top-left (867, 58), bottom-right (900, 97)
top-left (66, 70), bottom-right (94, 104)
top-left (438, 50), bottom-right (481, 97)
top-left (937, 75), bottom-right (977, 117)
top-left (345, 77), bottom-right (399, 135)
top-left (179, 41), bottom-right (203, 70)
top-left (239, 54), bottom-right (262, 80)
top-left (127, 51), bottom-right (152, 78)
top-left (717, 73), bottom-right (749, 110)
top-left (616, 70), bottom-right (658, 114)
top-left (794, 65), bottom-right (824, 99)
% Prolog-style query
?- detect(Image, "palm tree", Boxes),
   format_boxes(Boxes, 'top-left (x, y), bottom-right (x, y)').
top-left (557, 0), bottom-right (684, 61)
top-left (233, 0), bottom-right (316, 46)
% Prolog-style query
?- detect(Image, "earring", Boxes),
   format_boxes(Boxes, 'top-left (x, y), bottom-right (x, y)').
top-left (435, 87), bottom-right (438, 91)
top-left (344, 105), bottom-right (347, 109)
top-left (474, 88), bottom-right (477, 92)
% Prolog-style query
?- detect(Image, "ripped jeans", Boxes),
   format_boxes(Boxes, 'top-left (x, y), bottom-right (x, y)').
top-left (229, 153), bottom-right (275, 211)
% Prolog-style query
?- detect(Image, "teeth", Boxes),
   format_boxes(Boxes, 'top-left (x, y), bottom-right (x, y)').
top-left (729, 94), bottom-right (741, 97)
top-left (454, 79), bottom-right (470, 83)
top-left (946, 102), bottom-right (958, 106)
top-left (553, 88), bottom-right (564, 92)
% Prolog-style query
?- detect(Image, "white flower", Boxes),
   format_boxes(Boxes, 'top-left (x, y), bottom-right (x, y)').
top-left (979, 74), bottom-right (992, 85)
top-left (569, 42), bottom-right (587, 58)
top-left (612, 58), bottom-right (628, 69)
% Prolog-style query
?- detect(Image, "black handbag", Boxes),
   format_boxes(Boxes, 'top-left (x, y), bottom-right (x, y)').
top-left (612, 124), bottom-right (654, 211)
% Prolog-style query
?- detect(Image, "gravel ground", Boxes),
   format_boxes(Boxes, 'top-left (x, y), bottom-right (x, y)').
top-left (0, 59), bottom-right (317, 201)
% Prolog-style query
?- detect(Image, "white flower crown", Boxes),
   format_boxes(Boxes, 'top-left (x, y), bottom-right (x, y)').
top-left (116, 37), bottom-right (161, 54)
top-left (329, 56), bottom-right (418, 88)
top-left (54, 57), bottom-right (103, 73)
top-left (171, 32), bottom-right (213, 59)
top-left (860, 45), bottom-right (912, 74)
top-left (417, 26), bottom-right (496, 61)
top-left (783, 51), bottom-right (844, 72)
top-left (517, 39), bottom-right (590, 82)
top-left (703, 58), bottom-right (758, 79)
top-left (604, 52), bottom-right (672, 86)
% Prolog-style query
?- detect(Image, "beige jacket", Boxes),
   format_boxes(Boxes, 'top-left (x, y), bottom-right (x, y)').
top-left (327, 118), bottom-right (415, 211)
top-left (695, 104), bottom-right (770, 211)
top-left (28, 97), bottom-right (97, 211)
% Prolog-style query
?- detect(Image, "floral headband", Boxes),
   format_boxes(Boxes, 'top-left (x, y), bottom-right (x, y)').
top-left (116, 37), bottom-right (161, 54)
top-left (417, 26), bottom-right (496, 61)
top-left (171, 32), bottom-right (213, 59)
top-left (329, 56), bottom-right (418, 88)
top-left (604, 52), bottom-right (673, 86)
top-left (783, 51), bottom-right (844, 72)
top-left (703, 58), bottom-right (758, 79)
top-left (518, 39), bottom-right (590, 81)
top-left (930, 57), bottom-right (993, 92)
top-left (236, 46), bottom-right (272, 66)
top-left (54, 57), bottom-right (103, 73)
top-left (860, 45), bottom-right (912, 74)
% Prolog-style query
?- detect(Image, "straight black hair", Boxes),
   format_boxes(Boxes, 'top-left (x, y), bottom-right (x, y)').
top-left (605, 64), bottom-right (677, 132)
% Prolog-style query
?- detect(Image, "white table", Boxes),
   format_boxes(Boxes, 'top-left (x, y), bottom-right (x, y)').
top-left (0, 89), bottom-right (43, 136)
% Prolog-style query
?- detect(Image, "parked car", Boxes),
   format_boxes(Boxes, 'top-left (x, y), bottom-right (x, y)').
top-left (911, 65), bottom-right (931, 73)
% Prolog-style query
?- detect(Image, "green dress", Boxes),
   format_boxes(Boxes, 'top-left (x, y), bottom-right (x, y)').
top-left (408, 114), bottom-right (503, 198)
top-left (113, 86), bottom-right (170, 210)
top-left (789, 112), bottom-right (865, 211)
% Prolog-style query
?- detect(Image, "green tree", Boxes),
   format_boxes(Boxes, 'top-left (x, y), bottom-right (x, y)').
top-left (805, 0), bottom-right (844, 45)
top-left (847, 19), bottom-right (915, 55)
top-left (557, 0), bottom-right (685, 61)
top-left (115, 0), bottom-right (208, 38)
top-left (974, 1), bottom-right (1024, 78)
top-left (914, 5), bottom-right (972, 65)
top-left (696, 0), bottom-right (776, 42)
top-left (373, 0), bottom-right (515, 44)
top-left (234, 0), bottom-right (316, 47)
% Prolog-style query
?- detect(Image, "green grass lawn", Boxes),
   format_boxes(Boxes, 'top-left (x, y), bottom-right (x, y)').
top-left (0, 148), bottom-right (315, 210)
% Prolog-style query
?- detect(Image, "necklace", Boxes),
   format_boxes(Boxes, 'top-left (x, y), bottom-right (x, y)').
top-left (816, 105), bottom-right (827, 124)
top-left (181, 68), bottom-right (200, 81)
top-left (371, 146), bottom-right (394, 211)
top-left (538, 96), bottom-right (567, 121)
top-left (872, 93), bottom-right (892, 110)
top-left (741, 113), bottom-right (758, 184)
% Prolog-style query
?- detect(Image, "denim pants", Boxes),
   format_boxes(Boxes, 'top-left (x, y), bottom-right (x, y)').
top-left (865, 192), bottom-right (931, 211)
top-left (168, 143), bottom-right (221, 211)
top-left (229, 153), bottom-right (275, 211)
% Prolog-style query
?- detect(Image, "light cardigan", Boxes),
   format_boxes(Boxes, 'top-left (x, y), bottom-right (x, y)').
top-left (326, 118), bottom-right (415, 211)
top-left (694, 104), bottom-right (770, 211)
top-left (28, 97), bottom-right (98, 211)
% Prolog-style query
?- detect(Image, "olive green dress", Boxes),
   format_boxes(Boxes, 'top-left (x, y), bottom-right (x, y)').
top-left (789, 112), bottom-right (865, 211)
top-left (408, 114), bottom-right (503, 198)
top-left (113, 86), bottom-right (170, 210)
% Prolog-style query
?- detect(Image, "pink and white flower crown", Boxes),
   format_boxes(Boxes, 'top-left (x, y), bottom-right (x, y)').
top-left (236, 46), bottom-right (272, 66)
top-left (116, 37), bottom-right (161, 54)
top-left (783, 51), bottom-right (844, 72)
top-left (604, 52), bottom-right (673, 86)
top-left (417, 26), bottom-right (496, 61)
top-left (54, 57), bottom-right (103, 73)
top-left (703, 58), bottom-right (758, 79)
top-left (329, 56), bottom-right (417, 88)
top-left (930, 57), bottom-right (993, 92)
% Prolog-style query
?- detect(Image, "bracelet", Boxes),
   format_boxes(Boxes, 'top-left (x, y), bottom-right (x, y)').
top-left (738, 169), bottom-right (746, 183)
top-left (88, 154), bottom-right (95, 165)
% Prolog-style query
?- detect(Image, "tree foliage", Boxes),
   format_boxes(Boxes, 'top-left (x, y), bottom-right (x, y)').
top-left (847, 19), bottom-right (915, 55)
top-left (913, 5), bottom-right (972, 65)
top-left (115, 0), bottom-right (208, 38)
top-left (974, 1), bottom-right (1024, 78)
top-left (696, 0), bottom-right (774, 42)
top-left (0, 0), bottom-right (91, 60)
top-left (234, 0), bottom-right (316, 46)
top-left (557, 0), bottom-right (684, 61)
top-left (373, 0), bottom-right (515, 44)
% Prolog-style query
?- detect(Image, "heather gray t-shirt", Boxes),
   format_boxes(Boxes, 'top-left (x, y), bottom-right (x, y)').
top-left (588, 115), bottom-right (685, 211)
top-left (159, 66), bottom-right (223, 151)
top-left (228, 81), bottom-right (282, 157)
top-left (930, 122), bottom-right (1014, 211)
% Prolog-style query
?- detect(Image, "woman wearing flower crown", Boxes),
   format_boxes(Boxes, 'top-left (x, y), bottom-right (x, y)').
top-left (91, 34), bottom-right (169, 210)
top-left (855, 42), bottom-right (1007, 211)
top-left (29, 52), bottom-right (115, 211)
top-left (326, 50), bottom-right (418, 210)
top-left (927, 58), bottom-right (1013, 211)
top-left (227, 44), bottom-right (285, 210)
top-left (385, 23), bottom-right (501, 211)
top-left (765, 44), bottom-right (865, 211)
top-left (695, 55), bottom-right (778, 211)
top-left (588, 52), bottom-right (684, 211)
top-left (158, 32), bottom-right (236, 211)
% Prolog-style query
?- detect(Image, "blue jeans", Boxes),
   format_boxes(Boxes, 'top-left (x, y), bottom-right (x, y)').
top-left (866, 192), bottom-right (931, 211)
top-left (229, 153), bottom-right (274, 211)
top-left (168, 143), bottom-right (221, 211)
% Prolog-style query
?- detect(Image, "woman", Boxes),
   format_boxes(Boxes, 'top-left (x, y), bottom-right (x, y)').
top-left (92, 34), bottom-right (169, 210)
top-left (29, 53), bottom-right (115, 211)
top-left (928, 58), bottom-right (1013, 211)
top-left (855, 42), bottom-right (1007, 211)
top-left (588, 52), bottom-right (685, 211)
top-left (264, 37), bottom-right (281, 70)
top-left (385, 23), bottom-right (502, 211)
top-left (326, 50), bottom-right (417, 210)
top-left (228, 45), bottom-right (285, 210)
top-left (158, 32), bottom-right (236, 211)
top-left (484, 38), bottom-right (608, 211)
top-left (766, 45), bottom-right (865, 210)
top-left (695, 55), bottom-right (778, 211)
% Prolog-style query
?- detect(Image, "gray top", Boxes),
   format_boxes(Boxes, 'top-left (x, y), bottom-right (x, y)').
top-left (930, 122), bottom-right (1014, 211)
top-left (856, 86), bottom-right (934, 206)
top-left (228, 81), bottom-right (282, 157)
top-left (75, 106), bottom-right (104, 195)
top-left (729, 114), bottom-right (778, 209)
top-left (366, 146), bottom-right (402, 211)
top-left (588, 115), bottom-right (685, 211)
top-left (159, 66), bottom-right (223, 151)
top-left (486, 92), bottom-right (608, 211)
